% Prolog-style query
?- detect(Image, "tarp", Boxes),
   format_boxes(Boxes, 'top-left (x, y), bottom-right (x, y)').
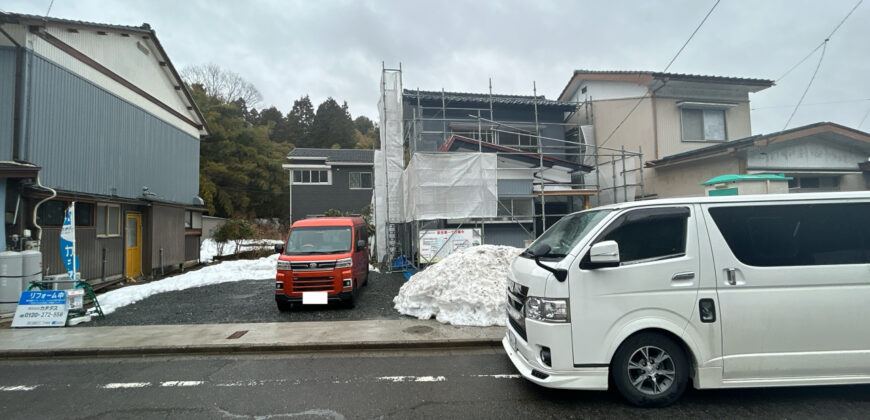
top-left (373, 150), bottom-right (388, 261)
top-left (399, 153), bottom-right (498, 222)
top-left (378, 70), bottom-right (404, 223)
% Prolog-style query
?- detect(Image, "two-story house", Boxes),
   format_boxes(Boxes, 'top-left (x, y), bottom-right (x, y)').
top-left (0, 13), bottom-right (208, 285)
top-left (559, 70), bottom-right (870, 197)
top-left (283, 148), bottom-right (374, 222)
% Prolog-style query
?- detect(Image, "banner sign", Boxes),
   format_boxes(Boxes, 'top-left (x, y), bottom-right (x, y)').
top-left (11, 291), bottom-right (68, 327)
top-left (60, 202), bottom-right (80, 282)
top-left (418, 229), bottom-right (481, 263)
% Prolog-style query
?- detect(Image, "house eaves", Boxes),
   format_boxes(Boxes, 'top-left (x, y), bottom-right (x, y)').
top-left (646, 122), bottom-right (870, 168)
top-left (559, 69), bottom-right (774, 101)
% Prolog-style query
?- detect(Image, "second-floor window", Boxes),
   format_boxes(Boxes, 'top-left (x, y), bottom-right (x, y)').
top-left (349, 172), bottom-right (373, 189)
top-left (681, 108), bottom-right (726, 142)
top-left (293, 169), bottom-right (331, 185)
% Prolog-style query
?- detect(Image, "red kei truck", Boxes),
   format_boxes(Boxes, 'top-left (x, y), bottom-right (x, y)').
top-left (273, 217), bottom-right (369, 311)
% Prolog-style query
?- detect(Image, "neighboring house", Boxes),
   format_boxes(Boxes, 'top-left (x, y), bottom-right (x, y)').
top-left (0, 13), bottom-right (208, 280)
top-left (283, 148), bottom-right (374, 222)
top-left (559, 70), bottom-right (774, 198)
top-left (201, 215), bottom-right (226, 242)
top-left (647, 122), bottom-right (870, 197)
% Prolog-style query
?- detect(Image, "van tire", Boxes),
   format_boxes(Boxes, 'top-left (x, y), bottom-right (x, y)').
top-left (611, 332), bottom-right (688, 407)
top-left (276, 300), bottom-right (294, 312)
top-left (345, 283), bottom-right (357, 308)
top-left (363, 268), bottom-right (369, 287)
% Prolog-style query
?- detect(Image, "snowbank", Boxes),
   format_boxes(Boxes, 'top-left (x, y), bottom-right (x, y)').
top-left (393, 245), bottom-right (522, 327)
top-left (96, 254), bottom-right (278, 316)
top-left (200, 238), bottom-right (283, 263)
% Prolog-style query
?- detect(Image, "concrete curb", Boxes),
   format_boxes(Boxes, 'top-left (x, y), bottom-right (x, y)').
top-left (0, 338), bottom-right (504, 359)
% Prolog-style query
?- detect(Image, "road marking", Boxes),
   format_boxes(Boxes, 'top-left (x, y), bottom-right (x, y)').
top-left (102, 382), bottom-right (152, 389)
top-left (160, 381), bottom-right (204, 387)
top-left (472, 374), bottom-right (521, 379)
top-left (0, 385), bottom-right (40, 391)
top-left (376, 376), bottom-right (447, 383)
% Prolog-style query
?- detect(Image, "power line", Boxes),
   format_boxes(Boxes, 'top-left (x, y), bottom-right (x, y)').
top-left (45, 0), bottom-right (55, 16)
top-left (600, 0), bottom-right (721, 148)
top-left (751, 98), bottom-right (870, 110)
top-left (859, 105), bottom-right (870, 129)
top-left (776, 0), bottom-right (863, 82)
top-left (783, 42), bottom-right (826, 130)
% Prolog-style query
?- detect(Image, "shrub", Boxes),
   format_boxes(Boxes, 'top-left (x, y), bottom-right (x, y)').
top-left (213, 218), bottom-right (257, 255)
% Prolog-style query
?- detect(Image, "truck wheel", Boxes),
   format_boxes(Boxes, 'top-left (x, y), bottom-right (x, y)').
top-left (276, 300), bottom-right (293, 312)
top-left (611, 332), bottom-right (688, 407)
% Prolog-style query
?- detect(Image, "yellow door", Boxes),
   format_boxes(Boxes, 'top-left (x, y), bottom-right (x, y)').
top-left (125, 213), bottom-right (142, 277)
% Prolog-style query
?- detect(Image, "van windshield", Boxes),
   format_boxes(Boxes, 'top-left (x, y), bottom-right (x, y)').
top-left (523, 210), bottom-right (611, 259)
top-left (285, 226), bottom-right (352, 255)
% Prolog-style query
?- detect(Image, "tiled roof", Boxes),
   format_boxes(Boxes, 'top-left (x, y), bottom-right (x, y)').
top-left (0, 12), bottom-right (151, 33)
top-left (571, 70), bottom-right (774, 86)
top-left (403, 89), bottom-right (577, 109)
top-left (287, 148), bottom-right (375, 163)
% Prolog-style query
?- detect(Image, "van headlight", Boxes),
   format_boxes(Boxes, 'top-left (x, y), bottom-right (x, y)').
top-left (335, 258), bottom-right (353, 268)
top-left (525, 297), bottom-right (570, 323)
top-left (277, 260), bottom-right (293, 270)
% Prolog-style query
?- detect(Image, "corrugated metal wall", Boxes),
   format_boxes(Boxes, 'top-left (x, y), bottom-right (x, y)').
top-left (22, 52), bottom-right (199, 205)
top-left (41, 228), bottom-right (125, 279)
top-left (149, 205), bottom-right (185, 269)
top-left (0, 47), bottom-right (15, 161)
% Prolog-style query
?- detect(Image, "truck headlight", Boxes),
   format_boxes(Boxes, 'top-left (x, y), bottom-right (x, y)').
top-left (524, 297), bottom-right (570, 323)
top-left (335, 258), bottom-right (353, 268)
top-left (277, 260), bottom-right (293, 270)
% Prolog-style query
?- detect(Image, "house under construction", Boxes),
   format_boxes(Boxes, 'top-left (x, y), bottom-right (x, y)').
top-left (373, 67), bottom-right (643, 267)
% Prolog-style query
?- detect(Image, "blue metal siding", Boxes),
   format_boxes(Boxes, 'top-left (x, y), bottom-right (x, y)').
top-left (22, 52), bottom-right (199, 205)
top-left (0, 47), bottom-right (15, 161)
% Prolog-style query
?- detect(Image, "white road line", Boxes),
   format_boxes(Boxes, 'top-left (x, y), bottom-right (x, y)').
top-left (376, 376), bottom-right (447, 383)
top-left (160, 381), bottom-right (204, 387)
top-left (101, 382), bottom-right (152, 389)
top-left (472, 374), bottom-right (521, 379)
top-left (0, 385), bottom-right (40, 391)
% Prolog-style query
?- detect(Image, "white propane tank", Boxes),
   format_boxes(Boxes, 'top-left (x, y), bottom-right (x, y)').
top-left (0, 251), bottom-right (23, 314)
top-left (21, 249), bottom-right (43, 289)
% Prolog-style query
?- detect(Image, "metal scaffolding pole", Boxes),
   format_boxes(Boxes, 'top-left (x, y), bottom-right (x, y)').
top-left (534, 82), bottom-right (545, 232)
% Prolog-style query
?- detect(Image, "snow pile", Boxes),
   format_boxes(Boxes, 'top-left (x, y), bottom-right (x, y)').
top-left (200, 238), bottom-right (283, 263)
top-left (96, 254), bottom-right (278, 316)
top-left (393, 245), bottom-right (522, 327)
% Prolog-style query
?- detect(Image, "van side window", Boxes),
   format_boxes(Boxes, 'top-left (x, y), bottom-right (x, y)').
top-left (708, 203), bottom-right (870, 267)
top-left (596, 207), bottom-right (689, 264)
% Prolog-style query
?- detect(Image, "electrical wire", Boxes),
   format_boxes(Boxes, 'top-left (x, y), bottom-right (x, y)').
top-left (776, 0), bottom-right (863, 82)
top-left (599, 0), bottom-right (721, 148)
top-left (783, 42), bottom-right (826, 130)
top-left (45, 0), bottom-right (55, 17)
top-left (751, 98), bottom-right (870, 110)
top-left (858, 105), bottom-right (870, 129)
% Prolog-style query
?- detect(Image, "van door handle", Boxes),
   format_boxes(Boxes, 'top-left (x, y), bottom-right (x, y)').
top-left (725, 268), bottom-right (737, 285)
top-left (672, 272), bottom-right (695, 281)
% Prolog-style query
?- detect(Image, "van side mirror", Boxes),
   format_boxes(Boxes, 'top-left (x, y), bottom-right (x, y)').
top-left (356, 240), bottom-right (366, 251)
top-left (582, 240), bottom-right (620, 269)
top-left (274, 244), bottom-right (284, 254)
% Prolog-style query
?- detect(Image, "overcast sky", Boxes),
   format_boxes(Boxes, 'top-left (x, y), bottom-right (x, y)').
top-left (5, 0), bottom-right (869, 135)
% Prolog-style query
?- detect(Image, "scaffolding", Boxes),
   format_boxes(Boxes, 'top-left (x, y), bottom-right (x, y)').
top-left (374, 68), bottom-right (643, 270)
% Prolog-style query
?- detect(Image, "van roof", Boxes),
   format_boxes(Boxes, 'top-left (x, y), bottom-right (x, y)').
top-left (291, 217), bottom-right (365, 228)
top-left (594, 191), bottom-right (870, 212)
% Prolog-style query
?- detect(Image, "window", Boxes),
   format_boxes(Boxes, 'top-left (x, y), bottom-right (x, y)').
top-left (96, 204), bottom-right (121, 236)
top-left (349, 172), bottom-right (373, 189)
top-left (595, 207), bottom-right (689, 264)
top-left (36, 200), bottom-right (94, 227)
top-left (787, 176), bottom-right (839, 192)
top-left (184, 210), bottom-right (202, 229)
top-left (681, 108), bottom-right (726, 141)
top-left (292, 169), bottom-right (330, 185)
top-left (708, 203), bottom-right (870, 267)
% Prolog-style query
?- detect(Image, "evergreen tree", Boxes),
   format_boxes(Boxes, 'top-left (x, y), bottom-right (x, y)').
top-left (286, 95), bottom-right (315, 146)
top-left (309, 97), bottom-right (355, 149)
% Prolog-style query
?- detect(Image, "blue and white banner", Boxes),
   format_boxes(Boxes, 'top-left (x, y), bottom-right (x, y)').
top-left (60, 202), bottom-right (79, 282)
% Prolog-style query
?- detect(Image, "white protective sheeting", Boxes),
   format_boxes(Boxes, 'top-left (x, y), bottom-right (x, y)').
top-left (399, 153), bottom-right (498, 222)
top-left (379, 70), bottom-right (404, 223)
top-left (373, 150), bottom-right (388, 260)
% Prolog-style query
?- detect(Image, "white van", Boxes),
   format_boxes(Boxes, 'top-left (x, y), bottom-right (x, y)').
top-left (503, 191), bottom-right (870, 407)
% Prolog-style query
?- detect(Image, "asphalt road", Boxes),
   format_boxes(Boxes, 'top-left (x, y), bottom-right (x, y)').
top-left (84, 271), bottom-right (409, 326)
top-left (3, 348), bottom-right (870, 419)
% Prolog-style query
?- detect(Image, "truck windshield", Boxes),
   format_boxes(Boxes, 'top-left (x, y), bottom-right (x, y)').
top-left (523, 210), bottom-right (611, 259)
top-left (285, 226), bottom-right (352, 255)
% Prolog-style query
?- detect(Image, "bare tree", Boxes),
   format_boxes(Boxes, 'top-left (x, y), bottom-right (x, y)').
top-left (181, 63), bottom-right (263, 108)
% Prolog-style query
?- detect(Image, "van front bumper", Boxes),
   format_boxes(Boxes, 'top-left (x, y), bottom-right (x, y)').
top-left (502, 331), bottom-right (609, 390)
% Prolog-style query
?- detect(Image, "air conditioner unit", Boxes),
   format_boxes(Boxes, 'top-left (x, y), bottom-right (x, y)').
top-left (40, 273), bottom-right (81, 290)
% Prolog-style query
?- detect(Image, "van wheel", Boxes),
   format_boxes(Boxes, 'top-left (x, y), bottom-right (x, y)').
top-left (276, 300), bottom-right (294, 312)
top-left (363, 268), bottom-right (369, 287)
top-left (611, 332), bottom-right (688, 407)
top-left (345, 283), bottom-right (357, 308)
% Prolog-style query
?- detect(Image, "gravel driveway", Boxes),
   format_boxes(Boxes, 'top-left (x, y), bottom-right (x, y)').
top-left (84, 271), bottom-right (410, 326)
